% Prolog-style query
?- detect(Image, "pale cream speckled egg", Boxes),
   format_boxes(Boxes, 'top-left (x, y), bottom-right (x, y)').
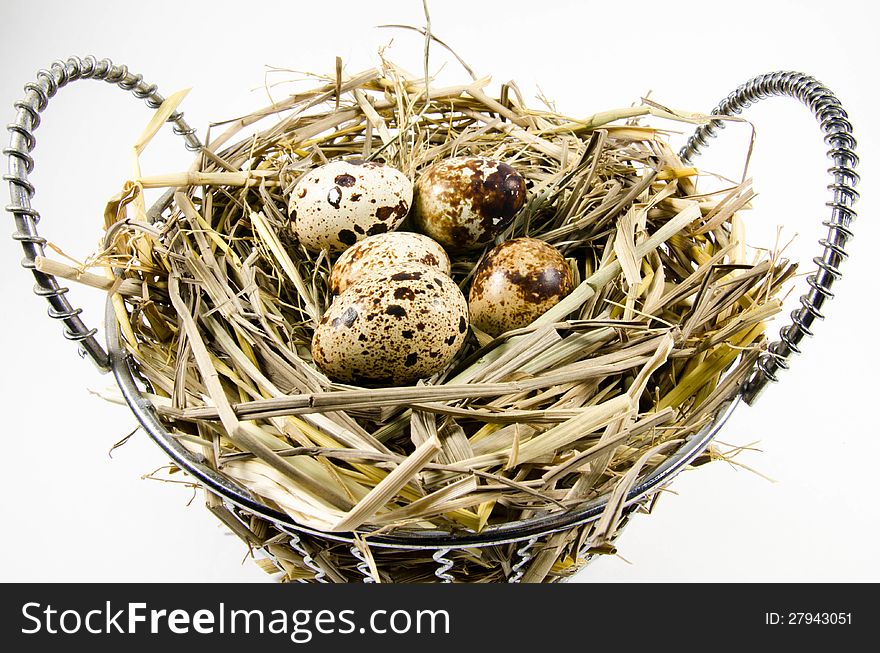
top-left (288, 160), bottom-right (412, 253)
top-left (329, 231), bottom-right (451, 295)
top-left (411, 156), bottom-right (527, 250)
top-left (312, 263), bottom-right (469, 385)
top-left (468, 238), bottom-right (574, 337)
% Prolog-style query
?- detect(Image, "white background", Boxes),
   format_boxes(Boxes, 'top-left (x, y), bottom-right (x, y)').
top-left (0, 0), bottom-right (877, 583)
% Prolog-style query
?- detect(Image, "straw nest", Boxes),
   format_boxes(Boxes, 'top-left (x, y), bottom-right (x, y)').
top-left (53, 54), bottom-right (794, 582)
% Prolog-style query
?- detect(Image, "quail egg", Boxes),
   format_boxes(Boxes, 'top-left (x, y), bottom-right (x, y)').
top-left (468, 237), bottom-right (574, 337)
top-left (288, 160), bottom-right (412, 253)
top-left (312, 263), bottom-right (469, 385)
top-left (411, 156), bottom-right (527, 250)
top-left (329, 231), bottom-right (451, 295)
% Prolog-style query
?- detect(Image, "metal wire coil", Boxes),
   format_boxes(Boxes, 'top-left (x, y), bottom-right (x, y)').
top-left (679, 71), bottom-right (859, 404)
top-left (4, 56), bottom-right (201, 371)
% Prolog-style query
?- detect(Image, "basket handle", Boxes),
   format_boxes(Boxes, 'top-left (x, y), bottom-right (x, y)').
top-left (679, 71), bottom-right (859, 405)
top-left (5, 56), bottom-right (201, 372)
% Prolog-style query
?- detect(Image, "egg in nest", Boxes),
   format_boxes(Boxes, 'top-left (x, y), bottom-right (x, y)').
top-left (312, 263), bottom-right (469, 385)
top-left (468, 237), bottom-right (574, 337)
top-left (329, 231), bottom-right (451, 295)
top-left (288, 160), bottom-right (412, 253)
top-left (411, 156), bottom-right (527, 250)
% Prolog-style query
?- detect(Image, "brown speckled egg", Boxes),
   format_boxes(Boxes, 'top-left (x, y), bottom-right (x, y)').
top-left (330, 232), bottom-right (451, 295)
top-left (288, 160), bottom-right (412, 253)
top-left (468, 238), bottom-right (574, 337)
top-left (411, 156), bottom-right (527, 250)
top-left (312, 263), bottom-right (469, 385)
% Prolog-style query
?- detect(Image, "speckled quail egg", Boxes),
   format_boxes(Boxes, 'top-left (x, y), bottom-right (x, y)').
top-left (468, 238), bottom-right (574, 337)
top-left (411, 156), bottom-right (527, 250)
top-left (312, 263), bottom-right (469, 385)
top-left (288, 160), bottom-right (412, 253)
top-left (329, 231), bottom-right (451, 295)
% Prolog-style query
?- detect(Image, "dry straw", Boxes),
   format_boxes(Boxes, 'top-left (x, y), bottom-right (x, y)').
top-left (48, 45), bottom-right (793, 581)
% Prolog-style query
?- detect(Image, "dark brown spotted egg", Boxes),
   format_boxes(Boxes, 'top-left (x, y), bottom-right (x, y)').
top-left (288, 160), bottom-right (412, 253)
top-left (329, 231), bottom-right (451, 295)
top-left (411, 156), bottom-right (527, 250)
top-left (312, 263), bottom-right (469, 385)
top-left (468, 238), bottom-right (574, 337)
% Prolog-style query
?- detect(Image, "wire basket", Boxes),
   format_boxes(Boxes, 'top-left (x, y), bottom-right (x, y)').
top-left (6, 57), bottom-right (859, 583)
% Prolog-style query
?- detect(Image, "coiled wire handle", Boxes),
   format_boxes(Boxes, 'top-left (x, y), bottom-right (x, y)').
top-left (679, 71), bottom-right (859, 405)
top-left (5, 56), bottom-right (201, 371)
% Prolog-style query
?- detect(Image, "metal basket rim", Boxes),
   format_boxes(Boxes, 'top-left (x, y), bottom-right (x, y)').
top-left (107, 296), bottom-right (742, 550)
